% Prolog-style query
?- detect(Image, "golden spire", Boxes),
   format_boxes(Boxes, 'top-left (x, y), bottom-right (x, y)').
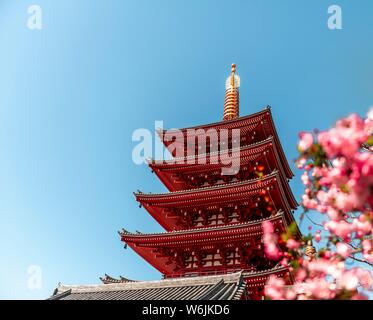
top-left (223, 63), bottom-right (240, 121)
top-left (305, 240), bottom-right (316, 260)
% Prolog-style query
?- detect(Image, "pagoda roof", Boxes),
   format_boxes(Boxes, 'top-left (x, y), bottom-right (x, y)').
top-left (134, 171), bottom-right (297, 231)
top-left (148, 136), bottom-right (293, 191)
top-left (243, 265), bottom-right (292, 289)
top-left (119, 213), bottom-right (286, 275)
top-left (49, 271), bottom-right (246, 300)
top-left (157, 107), bottom-right (294, 178)
top-left (160, 107), bottom-right (269, 134)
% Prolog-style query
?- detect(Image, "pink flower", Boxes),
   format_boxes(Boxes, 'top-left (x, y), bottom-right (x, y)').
top-left (362, 239), bottom-right (373, 263)
top-left (314, 230), bottom-right (321, 243)
top-left (265, 276), bottom-right (286, 300)
top-left (302, 194), bottom-right (318, 209)
top-left (285, 289), bottom-right (297, 300)
top-left (307, 278), bottom-right (335, 299)
top-left (286, 239), bottom-right (300, 250)
top-left (298, 132), bottom-right (314, 152)
top-left (264, 239), bottom-right (282, 260)
top-left (297, 157), bottom-right (307, 169)
top-left (262, 220), bottom-right (274, 234)
top-left (295, 268), bottom-right (307, 282)
top-left (265, 110), bottom-right (373, 300)
top-left (318, 114), bottom-right (368, 158)
top-left (324, 220), bottom-right (354, 240)
top-left (301, 172), bottom-right (311, 186)
top-left (352, 217), bottom-right (372, 237)
top-left (354, 268), bottom-right (373, 289)
top-left (280, 258), bottom-right (289, 267)
top-left (341, 270), bottom-right (359, 291)
top-left (262, 221), bottom-right (282, 260)
top-left (336, 242), bottom-right (351, 258)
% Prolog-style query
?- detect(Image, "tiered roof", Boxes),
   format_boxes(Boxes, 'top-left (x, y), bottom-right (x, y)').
top-left (149, 136), bottom-right (292, 191)
top-left (119, 213), bottom-right (286, 276)
top-left (135, 171), bottom-right (297, 231)
top-left (157, 107), bottom-right (293, 179)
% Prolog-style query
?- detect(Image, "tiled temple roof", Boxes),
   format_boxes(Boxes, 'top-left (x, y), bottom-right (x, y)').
top-left (157, 107), bottom-right (294, 178)
top-left (49, 271), bottom-right (246, 300)
top-left (119, 211), bottom-right (285, 239)
top-left (134, 170), bottom-right (298, 215)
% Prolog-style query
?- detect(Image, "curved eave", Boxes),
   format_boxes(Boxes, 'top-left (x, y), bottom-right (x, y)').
top-left (135, 171), bottom-right (279, 202)
top-left (243, 265), bottom-right (293, 287)
top-left (120, 214), bottom-right (287, 275)
top-left (134, 171), bottom-right (297, 231)
top-left (148, 136), bottom-right (294, 193)
top-left (265, 108), bottom-right (294, 178)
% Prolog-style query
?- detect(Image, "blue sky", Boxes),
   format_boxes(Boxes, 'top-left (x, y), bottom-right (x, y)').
top-left (0, 0), bottom-right (372, 299)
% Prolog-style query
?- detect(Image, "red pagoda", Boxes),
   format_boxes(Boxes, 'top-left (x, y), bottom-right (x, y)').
top-left (51, 64), bottom-right (300, 300)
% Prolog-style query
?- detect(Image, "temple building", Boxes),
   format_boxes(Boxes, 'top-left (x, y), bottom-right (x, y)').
top-left (50, 64), bottom-right (300, 300)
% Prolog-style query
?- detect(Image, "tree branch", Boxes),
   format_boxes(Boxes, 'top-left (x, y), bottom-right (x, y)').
top-left (348, 255), bottom-right (373, 267)
top-left (305, 213), bottom-right (324, 228)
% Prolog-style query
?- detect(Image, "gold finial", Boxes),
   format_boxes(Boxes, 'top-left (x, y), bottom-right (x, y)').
top-left (230, 64), bottom-right (236, 89)
top-left (223, 64), bottom-right (240, 121)
top-left (305, 240), bottom-right (316, 260)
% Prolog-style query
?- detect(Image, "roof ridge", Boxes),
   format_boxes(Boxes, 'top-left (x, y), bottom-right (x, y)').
top-left (134, 170), bottom-right (279, 197)
top-left (54, 271), bottom-right (244, 294)
top-left (157, 107), bottom-right (270, 133)
top-left (119, 210), bottom-right (284, 237)
top-left (148, 136), bottom-right (274, 164)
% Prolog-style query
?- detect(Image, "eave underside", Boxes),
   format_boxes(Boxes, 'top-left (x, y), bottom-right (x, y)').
top-left (120, 214), bottom-right (286, 275)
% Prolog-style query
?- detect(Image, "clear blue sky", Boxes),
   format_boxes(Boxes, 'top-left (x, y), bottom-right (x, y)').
top-left (0, 0), bottom-right (372, 299)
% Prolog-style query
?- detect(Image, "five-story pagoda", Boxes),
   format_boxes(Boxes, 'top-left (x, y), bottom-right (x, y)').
top-left (122, 64), bottom-right (299, 299)
top-left (51, 64), bottom-right (300, 300)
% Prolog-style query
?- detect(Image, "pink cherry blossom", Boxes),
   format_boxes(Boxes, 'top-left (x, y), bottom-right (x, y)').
top-left (286, 239), bottom-right (300, 250)
top-left (362, 239), bottom-right (373, 263)
top-left (298, 132), bottom-right (313, 152)
top-left (301, 171), bottom-right (311, 186)
top-left (314, 230), bottom-right (321, 243)
top-left (264, 276), bottom-right (286, 300)
top-left (336, 243), bottom-right (351, 258)
top-left (262, 220), bottom-right (274, 234)
top-left (341, 270), bottom-right (359, 291)
top-left (262, 221), bottom-right (283, 260)
top-left (265, 110), bottom-right (373, 300)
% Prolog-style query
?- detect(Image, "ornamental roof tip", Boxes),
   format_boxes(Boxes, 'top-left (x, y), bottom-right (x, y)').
top-left (133, 169), bottom-right (279, 197)
top-left (242, 264), bottom-right (289, 277)
top-left (100, 274), bottom-right (136, 284)
top-left (118, 228), bottom-right (129, 235)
